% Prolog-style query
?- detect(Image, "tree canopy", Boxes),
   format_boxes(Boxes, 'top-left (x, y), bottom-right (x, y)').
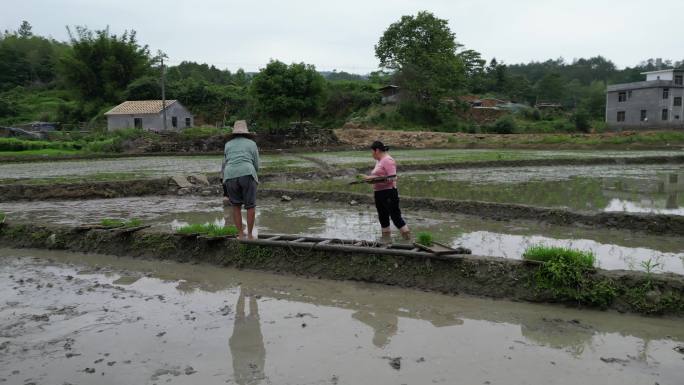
top-left (59, 26), bottom-right (151, 103)
top-left (375, 11), bottom-right (465, 102)
top-left (250, 60), bottom-right (325, 127)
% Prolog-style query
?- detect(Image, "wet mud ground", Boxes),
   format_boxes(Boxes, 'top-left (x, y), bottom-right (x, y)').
top-left (1, 196), bottom-right (683, 274)
top-left (1, 248), bottom-right (684, 385)
top-left (269, 164), bottom-right (684, 215)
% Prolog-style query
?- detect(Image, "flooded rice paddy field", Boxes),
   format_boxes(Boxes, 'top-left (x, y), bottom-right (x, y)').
top-left (1, 249), bottom-right (683, 385)
top-left (271, 164), bottom-right (684, 215)
top-left (2, 196), bottom-right (683, 274)
top-left (0, 154), bottom-right (315, 182)
top-left (303, 148), bottom-right (684, 167)
top-left (1, 148), bottom-right (681, 184)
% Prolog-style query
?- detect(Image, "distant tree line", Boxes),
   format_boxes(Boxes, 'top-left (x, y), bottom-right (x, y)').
top-left (0, 19), bottom-right (682, 132)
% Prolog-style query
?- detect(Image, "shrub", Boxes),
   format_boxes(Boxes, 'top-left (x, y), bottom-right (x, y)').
top-left (485, 116), bottom-right (517, 134)
top-left (416, 232), bottom-right (434, 247)
top-left (572, 109), bottom-right (592, 133)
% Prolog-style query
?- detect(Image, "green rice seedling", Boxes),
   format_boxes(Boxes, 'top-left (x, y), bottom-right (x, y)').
top-left (0, 211), bottom-right (5, 222)
top-left (123, 218), bottom-right (143, 228)
top-left (416, 232), bottom-right (434, 247)
top-left (523, 245), bottom-right (595, 269)
top-left (177, 223), bottom-right (207, 235)
top-left (100, 218), bottom-right (125, 228)
top-left (205, 224), bottom-right (239, 237)
top-left (177, 223), bottom-right (238, 237)
top-left (100, 218), bottom-right (142, 228)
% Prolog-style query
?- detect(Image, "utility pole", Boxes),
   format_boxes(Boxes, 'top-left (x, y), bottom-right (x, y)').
top-left (160, 54), bottom-right (167, 131)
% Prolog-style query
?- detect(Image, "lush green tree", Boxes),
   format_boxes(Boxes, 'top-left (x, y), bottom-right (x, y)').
top-left (320, 80), bottom-right (379, 125)
top-left (0, 21), bottom-right (68, 90)
top-left (325, 70), bottom-right (364, 81)
top-left (124, 75), bottom-right (160, 100)
top-left (458, 49), bottom-right (486, 93)
top-left (375, 11), bottom-right (465, 102)
top-left (250, 60), bottom-right (325, 127)
top-left (59, 26), bottom-right (151, 103)
top-left (534, 73), bottom-right (566, 103)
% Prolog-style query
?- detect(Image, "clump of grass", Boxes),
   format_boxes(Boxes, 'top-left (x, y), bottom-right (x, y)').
top-left (0, 211), bottom-right (5, 222)
top-left (177, 223), bottom-right (238, 237)
top-left (523, 245), bottom-right (615, 308)
top-left (100, 218), bottom-right (143, 228)
top-left (416, 232), bottom-right (434, 247)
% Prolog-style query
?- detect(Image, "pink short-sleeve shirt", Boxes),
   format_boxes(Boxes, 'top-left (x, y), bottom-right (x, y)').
top-left (371, 155), bottom-right (397, 191)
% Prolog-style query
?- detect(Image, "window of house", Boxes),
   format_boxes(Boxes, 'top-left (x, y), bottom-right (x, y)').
top-left (675, 97), bottom-right (682, 107)
top-left (171, 116), bottom-right (178, 128)
top-left (617, 111), bottom-right (626, 122)
top-left (134, 118), bottom-right (142, 129)
top-left (627, 90), bottom-right (632, 99)
top-left (185, 117), bottom-right (191, 127)
top-left (640, 110), bottom-right (647, 121)
top-left (662, 109), bottom-right (669, 120)
top-left (676, 75), bottom-right (683, 85)
top-left (663, 88), bottom-right (669, 99)
top-left (618, 92), bottom-right (627, 102)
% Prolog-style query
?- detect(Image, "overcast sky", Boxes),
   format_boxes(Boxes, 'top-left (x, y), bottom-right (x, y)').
top-left (3, 0), bottom-right (683, 73)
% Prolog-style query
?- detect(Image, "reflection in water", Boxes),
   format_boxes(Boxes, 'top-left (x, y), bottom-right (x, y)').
top-left (4, 249), bottom-right (684, 385)
top-left (520, 318), bottom-right (594, 357)
top-left (455, 231), bottom-right (684, 274)
top-left (352, 311), bottom-right (398, 348)
top-left (229, 289), bottom-right (266, 385)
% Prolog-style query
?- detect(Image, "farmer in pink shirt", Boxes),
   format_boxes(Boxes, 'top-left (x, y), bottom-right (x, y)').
top-left (362, 141), bottom-right (411, 240)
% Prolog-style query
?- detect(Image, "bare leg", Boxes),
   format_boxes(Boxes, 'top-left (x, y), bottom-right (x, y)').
top-left (399, 225), bottom-right (411, 240)
top-left (232, 206), bottom-right (244, 239)
top-left (246, 208), bottom-right (256, 239)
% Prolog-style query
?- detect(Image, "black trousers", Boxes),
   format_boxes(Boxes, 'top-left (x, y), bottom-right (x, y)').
top-left (374, 188), bottom-right (406, 229)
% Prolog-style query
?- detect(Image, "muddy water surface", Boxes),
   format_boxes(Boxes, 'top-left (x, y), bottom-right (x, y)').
top-left (1, 196), bottom-right (682, 274)
top-left (0, 155), bottom-right (313, 181)
top-left (1, 249), bottom-right (683, 385)
top-left (273, 164), bottom-right (684, 215)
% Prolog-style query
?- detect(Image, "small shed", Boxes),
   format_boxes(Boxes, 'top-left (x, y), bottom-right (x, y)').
top-left (104, 100), bottom-right (194, 132)
top-left (379, 85), bottom-right (401, 104)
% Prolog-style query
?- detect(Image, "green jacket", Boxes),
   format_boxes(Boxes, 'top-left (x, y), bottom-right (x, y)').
top-left (222, 137), bottom-right (260, 183)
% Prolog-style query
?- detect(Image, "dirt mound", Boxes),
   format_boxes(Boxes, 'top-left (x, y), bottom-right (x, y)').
top-left (334, 128), bottom-right (684, 150)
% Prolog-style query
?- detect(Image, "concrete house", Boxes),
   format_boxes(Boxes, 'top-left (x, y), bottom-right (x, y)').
top-left (606, 69), bottom-right (684, 129)
top-left (104, 100), bottom-right (194, 132)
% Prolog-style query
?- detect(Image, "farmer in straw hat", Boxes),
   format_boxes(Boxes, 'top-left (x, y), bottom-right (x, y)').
top-left (221, 120), bottom-right (260, 240)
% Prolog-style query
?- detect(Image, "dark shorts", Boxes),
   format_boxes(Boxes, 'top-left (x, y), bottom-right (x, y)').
top-left (374, 188), bottom-right (406, 229)
top-left (224, 175), bottom-right (257, 209)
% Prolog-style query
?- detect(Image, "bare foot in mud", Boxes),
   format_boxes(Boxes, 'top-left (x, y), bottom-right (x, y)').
top-left (247, 234), bottom-right (256, 240)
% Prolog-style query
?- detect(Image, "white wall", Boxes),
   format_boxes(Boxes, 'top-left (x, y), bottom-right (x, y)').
top-left (646, 71), bottom-right (674, 81)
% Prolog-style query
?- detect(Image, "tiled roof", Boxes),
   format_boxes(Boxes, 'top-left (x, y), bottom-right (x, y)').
top-left (105, 100), bottom-right (177, 115)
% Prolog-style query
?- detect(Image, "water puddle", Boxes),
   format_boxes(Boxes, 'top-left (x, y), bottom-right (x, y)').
top-left (0, 249), bottom-right (682, 385)
top-left (1, 196), bottom-right (682, 274)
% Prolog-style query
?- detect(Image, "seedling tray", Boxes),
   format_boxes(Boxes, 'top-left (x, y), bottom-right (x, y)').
top-left (197, 234), bottom-right (237, 241)
top-left (413, 241), bottom-right (460, 255)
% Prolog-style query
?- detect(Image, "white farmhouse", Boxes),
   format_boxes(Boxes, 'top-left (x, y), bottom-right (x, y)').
top-left (104, 100), bottom-right (194, 132)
